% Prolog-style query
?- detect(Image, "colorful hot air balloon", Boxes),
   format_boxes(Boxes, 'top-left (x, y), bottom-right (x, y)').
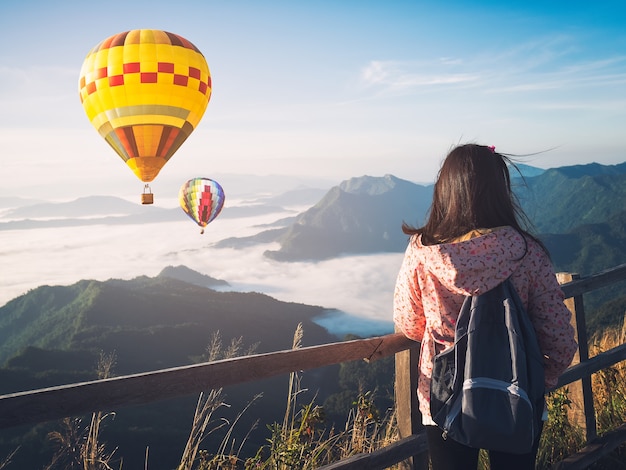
top-left (179, 178), bottom-right (225, 234)
top-left (78, 29), bottom-right (212, 204)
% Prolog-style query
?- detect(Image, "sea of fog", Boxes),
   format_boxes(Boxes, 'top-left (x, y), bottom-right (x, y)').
top-left (0, 199), bottom-right (401, 337)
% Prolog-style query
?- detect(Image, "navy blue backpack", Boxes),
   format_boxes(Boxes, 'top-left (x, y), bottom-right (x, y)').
top-left (430, 278), bottom-right (545, 454)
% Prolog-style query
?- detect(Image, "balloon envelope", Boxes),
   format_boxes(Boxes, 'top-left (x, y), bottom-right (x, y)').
top-left (78, 30), bottom-right (211, 183)
top-left (179, 178), bottom-right (225, 231)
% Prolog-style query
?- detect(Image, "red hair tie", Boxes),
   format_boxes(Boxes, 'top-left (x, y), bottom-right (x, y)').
top-left (488, 145), bottom-right (496, 153)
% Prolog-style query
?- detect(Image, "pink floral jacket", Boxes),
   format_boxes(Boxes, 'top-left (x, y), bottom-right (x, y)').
top-left (393, 226), bottom-right (577, 424)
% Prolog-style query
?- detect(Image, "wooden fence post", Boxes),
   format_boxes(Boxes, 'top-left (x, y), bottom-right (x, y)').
top-left (394, 331), bottom-right (427, 470)
top-left (557, 272), bottom-right (597, 442)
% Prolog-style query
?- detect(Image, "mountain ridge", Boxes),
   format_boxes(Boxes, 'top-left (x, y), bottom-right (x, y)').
top-left (212, 161), bottom-right (626, 262)
top-left (0, 274), bottom-right (336, 378)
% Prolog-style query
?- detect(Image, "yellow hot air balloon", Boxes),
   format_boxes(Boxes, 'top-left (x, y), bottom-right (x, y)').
top-left (78, 29), bottom-right (211, 204)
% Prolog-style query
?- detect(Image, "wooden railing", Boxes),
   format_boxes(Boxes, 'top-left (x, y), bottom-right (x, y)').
top-left (0, 264), bottom-right (625, 469)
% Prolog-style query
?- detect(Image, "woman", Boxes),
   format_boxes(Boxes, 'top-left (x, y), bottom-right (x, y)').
top-left (393, 143), bottom-right (577, 470)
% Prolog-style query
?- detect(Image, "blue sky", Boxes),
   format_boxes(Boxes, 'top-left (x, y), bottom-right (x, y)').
top-left (1, 0), bottom-right (625, 201)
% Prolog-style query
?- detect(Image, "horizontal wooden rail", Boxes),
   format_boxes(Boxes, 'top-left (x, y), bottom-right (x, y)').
top-left (553, 424), bottom-right (626, 470)
top-left (317, 433), bottom-right (428, 470)
top-left (0, 332), bottom-right (415, 430)
top-left (553, 343), bottom-right (626, 391)
top-left (560, 263), bottom-right (626, 298)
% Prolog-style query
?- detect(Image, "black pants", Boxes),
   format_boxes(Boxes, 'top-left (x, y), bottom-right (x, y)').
top-left (425, 424), bottom-right (543, 470)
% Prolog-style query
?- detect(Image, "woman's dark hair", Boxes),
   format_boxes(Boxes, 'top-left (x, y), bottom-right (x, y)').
top-left (403, 143), bottom-right (546, 252)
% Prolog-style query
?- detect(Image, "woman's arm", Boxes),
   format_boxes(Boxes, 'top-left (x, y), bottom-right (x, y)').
top-left (393, 241), bottom-right (426, 342)
top-left (526, 251), bottom-right (578, 389)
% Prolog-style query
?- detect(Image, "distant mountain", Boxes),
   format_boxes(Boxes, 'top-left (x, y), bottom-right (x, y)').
top-left (0, 195), bottom-right (183, 229)
top-left (518, 162), bottom-right (626, 233)
top-left (0, 209), bottom-right (183, 230)
top-left (547, 161), bottom-right (626, 178)
top-left (0, 196), bottom-right (297, 230)
top-left (5, 161), bottom-right (623, 244)
top-left (213, 163), bottom-right (626, 263)
top-left (157, 265), bottom-right (230, 289)
top-left (264, 174), bottom-right (433, 261)
top-left (216, 227), bottom-right (289, 249)
top-left (513, 163), bottom-right (545, 178)
top-left (5, 195), bottom-right (145, 219)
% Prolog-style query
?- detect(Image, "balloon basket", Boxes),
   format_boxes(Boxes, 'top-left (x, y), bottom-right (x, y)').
top-left (141, 185), bottom-right (154, 205)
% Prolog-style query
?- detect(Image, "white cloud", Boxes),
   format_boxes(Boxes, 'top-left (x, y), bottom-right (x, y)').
top-left (0, 207), bottom-right (404, 324)
top-left (355, 36), bottom-right (626, 106)
top-left (358, 60), bottom-right (478, 94)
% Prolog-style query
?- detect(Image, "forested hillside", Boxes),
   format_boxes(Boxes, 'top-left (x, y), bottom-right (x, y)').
top-left (517, 162), bottom-right (626, 233)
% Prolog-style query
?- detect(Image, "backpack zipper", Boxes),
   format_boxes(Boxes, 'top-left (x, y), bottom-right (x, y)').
top-left (441, 393), bottom-right (463, 440)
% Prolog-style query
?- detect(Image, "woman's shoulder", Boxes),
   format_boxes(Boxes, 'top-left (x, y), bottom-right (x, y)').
top-left (516, 233), bottom-right (558, 286)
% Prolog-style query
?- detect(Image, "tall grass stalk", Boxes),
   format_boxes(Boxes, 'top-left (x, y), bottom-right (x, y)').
top-left (282, 322), bottom-right (304, 441)
top-left (0, 448), bottom-right (18, 470)
top-left (82, 352), bottom-right (118, 470)
top-left (178, 331), bottom-right (261, 470)
top-left (45, 351), bottom-right (119, 470)
top-left (177, 389), bottom-right (228, 470)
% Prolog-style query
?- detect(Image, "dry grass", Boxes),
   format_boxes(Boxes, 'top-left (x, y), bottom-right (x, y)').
top-left (590, 317), bottom-right (626, 434)
top-left (45, 351), bottom-right (119, 470)
top-left (535, 317), bottom-right (626, 469)
top-left (0, 448), bottom-right (18, 470)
